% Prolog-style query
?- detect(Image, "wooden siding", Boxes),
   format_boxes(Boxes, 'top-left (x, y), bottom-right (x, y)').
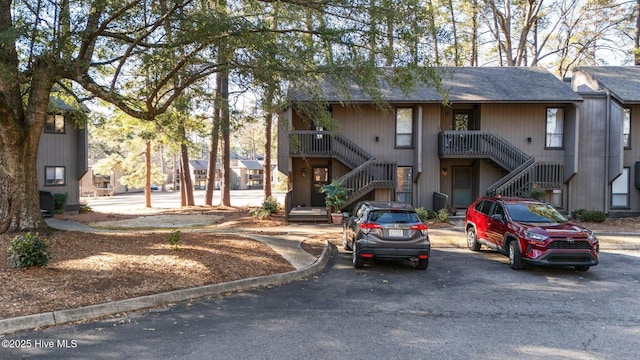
top-left (471, 104), bottom-right (566, 163)
top-left (277, 108), bottom-right (292, 176)
top-left (37, 117), bottom-right (87, 212)
top-left (622, 104), bottom-right (640, 215)
top-left (571, 93), bottom-right (608, 212)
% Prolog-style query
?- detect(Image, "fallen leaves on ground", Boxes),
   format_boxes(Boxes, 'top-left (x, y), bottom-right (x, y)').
top-left (0, 207), bottom-right (297, 319)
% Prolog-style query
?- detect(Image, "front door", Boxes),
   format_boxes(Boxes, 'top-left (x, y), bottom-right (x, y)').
top-left (453, 109), bottom-right (478, 131)
top-left (311, 166), bottom-right (330, 207)
top-left (452, 166), bottom-right (473, 209)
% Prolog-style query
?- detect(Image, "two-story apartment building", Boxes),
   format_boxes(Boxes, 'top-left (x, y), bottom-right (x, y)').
top-left (279, 66), bottom-right (606, 221)
top-left (38, 96), bottom-right (88, 214)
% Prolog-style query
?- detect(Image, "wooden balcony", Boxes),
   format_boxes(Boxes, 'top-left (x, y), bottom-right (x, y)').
top-left (439, 131), bottom-right (563, 197)
top-left (289, 131), bottom-right (373, 169)
top-left (286, 131), bottom-right (396, 221)
top-left (438, 131), bottom-right (532, 172)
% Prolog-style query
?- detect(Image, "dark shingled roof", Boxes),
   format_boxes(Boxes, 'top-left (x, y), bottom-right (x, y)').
top-left (239, 160), bottom-right (263, 170)
top-left (573, 66), bottom-right (640, 104)
top-left (291, 67), bottom-right (582, 104)
top-left (189, 159), bottom-right (208, 170)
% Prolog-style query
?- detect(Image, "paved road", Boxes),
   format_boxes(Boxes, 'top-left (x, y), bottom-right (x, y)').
top-left (3, 246), bottom-right (639, 359)
top-left (83, 189), bottom-right (285, 213)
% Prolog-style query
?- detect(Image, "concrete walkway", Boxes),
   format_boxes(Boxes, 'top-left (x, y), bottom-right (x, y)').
top-left (2, 220), bottom-right (638, 335)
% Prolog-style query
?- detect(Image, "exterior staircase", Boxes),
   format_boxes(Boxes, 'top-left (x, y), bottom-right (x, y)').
top-left (289, 130), bottom-right (396, 210)
top-left (438, 131), bottom-right (564, 197)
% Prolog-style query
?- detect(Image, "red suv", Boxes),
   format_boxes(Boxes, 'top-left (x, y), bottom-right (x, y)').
top-left (465, 197), bottom-right (599, 271)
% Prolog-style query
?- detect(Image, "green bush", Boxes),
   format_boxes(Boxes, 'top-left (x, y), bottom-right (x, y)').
top-left (571, 209), bottom-right (586, 220)
top-left (7, 233), bottom-right (50, 268)
top-left (79, 202), bottom-right (92, 214)
top-left (250, 207), bottom-right (272, 219)
top-left (415, 207), bottom-right (428, 222)
top-left (53, 193), bottom-right (68, 214)
top-left (415, 207), bottom-right (437, 222)
top-left (250, 197), bottom-right (280, 219)
top-left (571, 209), bottom-right (606, 222)
top-left (437, 208), bottom-right (449, 222)
top-left (262, 197), bottom-right (279, 214)
top-left (578, 210), bottom-right (606, 223)
top-left (168, 230), bottom-right (181, 251)
top-left (529, 187), bottom-right (545, 201)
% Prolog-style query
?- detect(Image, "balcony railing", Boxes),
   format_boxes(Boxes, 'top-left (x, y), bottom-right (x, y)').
top-left (289, 131), bottom-right (373, 169)
top-left (438, 131), bottom-right (532, 172)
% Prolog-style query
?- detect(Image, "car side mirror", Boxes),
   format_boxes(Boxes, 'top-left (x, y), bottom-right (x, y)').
top-left (491, 214), bottom-right (504, 222)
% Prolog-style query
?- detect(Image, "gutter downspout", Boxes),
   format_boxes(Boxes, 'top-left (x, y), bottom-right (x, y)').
top-left (604, 89), bottom-right (610, 214)
top-left (415, 105), bottom-right (423, 206)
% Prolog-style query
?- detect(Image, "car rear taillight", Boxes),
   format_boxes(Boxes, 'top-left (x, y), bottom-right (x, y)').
top-left (360, 222), bottom-right (381, 234)
top-left (411, 223), bottom-right (429, 236)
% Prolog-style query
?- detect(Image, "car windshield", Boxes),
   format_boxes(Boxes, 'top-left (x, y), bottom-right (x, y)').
top-left (368, 210), bottom-right (420, 224)
top-left (506, 203), bottom-right (567, 223)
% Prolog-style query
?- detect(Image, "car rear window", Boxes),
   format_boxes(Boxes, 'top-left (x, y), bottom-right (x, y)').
top-left (478, 200), bottom-right (494, 215)
top-left (368, 210), bottom-right (420, 224)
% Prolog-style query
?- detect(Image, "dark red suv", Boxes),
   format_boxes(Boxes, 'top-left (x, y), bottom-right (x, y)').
top-left (465, 197), bottom-right (599, 271)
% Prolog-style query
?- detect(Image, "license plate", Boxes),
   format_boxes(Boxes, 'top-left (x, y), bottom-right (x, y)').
top-left (389, 229), bottom-right (403, 237)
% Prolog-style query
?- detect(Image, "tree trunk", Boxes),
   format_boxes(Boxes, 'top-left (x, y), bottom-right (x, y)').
top-left (145, 140), bottom-right (152, 207)
top-left (205, 76), bottom-right (222, 206)
top-left (0, 68), bottom-right (54, 233)
top-left (635, 0), bottom-right (640, 65)
top-left (263, 86), bottom-right (275, 200)
top-left (0, 139), bottom-right (45, 233)
top-left (180, 143), bottom-right (195, 206)
top-left (264, 111), bottom-right (273, 200)
top-left (219, 66), bottom-right (231, 207)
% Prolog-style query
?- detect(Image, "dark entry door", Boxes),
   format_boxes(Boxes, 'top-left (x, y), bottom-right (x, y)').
top-left (452, 166), bottom-right (473, 209)
top-left (453, 110), bottom-right (478, 131)
top-left (311, 166), bottom-right (330, 207)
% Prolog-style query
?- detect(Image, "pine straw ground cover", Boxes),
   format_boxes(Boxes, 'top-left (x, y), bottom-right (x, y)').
top-left (0, 207), bottom-right (328, 320)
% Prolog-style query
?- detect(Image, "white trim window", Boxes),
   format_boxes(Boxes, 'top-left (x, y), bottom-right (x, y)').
top-left (45, 166), bottom-right (66, 186)
top-left (395, 108), bottom-right (413, 148)
top-left (45, 114), bottom-right (65, 133)
top-left (545, 108), bottom-right (564, 148)
top-left (623, 108), bottom-right (631, 149)
top-left (611, 168), bottom-right (629, 208)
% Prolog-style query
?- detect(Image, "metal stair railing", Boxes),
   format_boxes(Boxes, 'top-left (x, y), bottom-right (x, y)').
top-left (489, 162), bottom-right (564, 197)
top-left (337, 159), bottom-right (397, 209)
top-left (288, 130), bottom-right (396, 213)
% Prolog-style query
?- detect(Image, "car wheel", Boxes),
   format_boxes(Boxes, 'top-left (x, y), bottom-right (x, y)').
top-left (352, 242), bottom-right (364, 268)
top-left (575, 265), bottom-right (590, 272)
top-left (416, 258), bottom-right (429, 270)
top-left (466, 227), bottom-right (481, 251)
top-left (342, 231), bottom-right (352, 251)
top-left (508, 241), bottom-right (524, 270)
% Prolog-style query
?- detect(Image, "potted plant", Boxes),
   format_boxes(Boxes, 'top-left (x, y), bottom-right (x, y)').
top-left (320, 179), bottom-right (349, 224)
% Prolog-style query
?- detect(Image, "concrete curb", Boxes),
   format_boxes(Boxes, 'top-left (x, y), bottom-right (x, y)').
top-left (0, 241), bottom-right (333, 336)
